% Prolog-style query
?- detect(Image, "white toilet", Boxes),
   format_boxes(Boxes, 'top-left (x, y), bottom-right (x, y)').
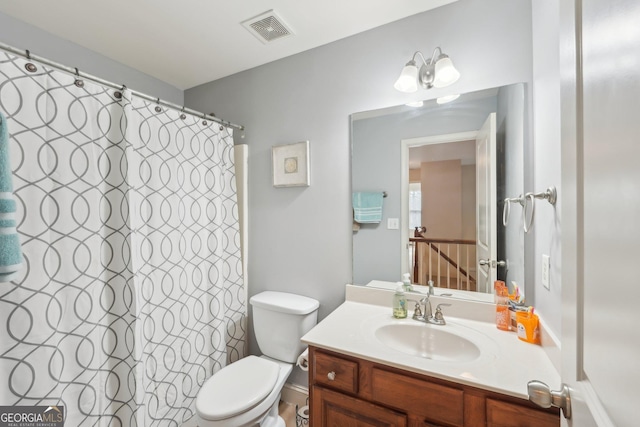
top-left (195, 291), bottom-right (319, 427)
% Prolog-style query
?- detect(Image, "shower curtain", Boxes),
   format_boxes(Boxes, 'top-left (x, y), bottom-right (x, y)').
top-left (0, 51), bottom-right (246, 426)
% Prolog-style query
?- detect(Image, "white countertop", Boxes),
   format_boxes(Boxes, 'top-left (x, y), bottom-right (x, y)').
top-left (301, 296), bottom-right (561, 400)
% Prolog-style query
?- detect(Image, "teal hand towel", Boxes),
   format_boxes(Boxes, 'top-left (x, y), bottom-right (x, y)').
top-left (0, 112), bottom-right (23, 282)
top-left (352, 192), bottom-right (384, 224)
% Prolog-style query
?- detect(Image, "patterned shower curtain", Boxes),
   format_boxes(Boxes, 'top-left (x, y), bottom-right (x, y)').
top-left (0, 51), bottom-right (246, 426)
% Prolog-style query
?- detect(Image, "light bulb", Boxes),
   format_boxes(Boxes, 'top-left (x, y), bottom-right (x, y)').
top-left (433, 56), bottom-right (460, 88)
top-left (394, 62), bottom-right (419, 93)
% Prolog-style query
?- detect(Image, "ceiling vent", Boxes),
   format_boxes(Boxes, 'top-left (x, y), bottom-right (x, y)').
top-left (242, 10), bottom-right (294, 44)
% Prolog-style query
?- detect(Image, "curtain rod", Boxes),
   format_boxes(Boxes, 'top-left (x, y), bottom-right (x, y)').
top-left (0, 41), bottom-right (245, 131)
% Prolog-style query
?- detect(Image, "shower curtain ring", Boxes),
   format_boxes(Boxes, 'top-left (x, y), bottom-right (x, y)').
top-left (74, 67), bottom-right (85, 87)
top-left (114, 84), bottom-right (126, 99)
top-left (23, 50), bottom-right (38, 73)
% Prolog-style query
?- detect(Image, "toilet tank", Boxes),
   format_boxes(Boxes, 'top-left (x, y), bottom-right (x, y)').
top-left (250, 291), bottom-right (319, 363)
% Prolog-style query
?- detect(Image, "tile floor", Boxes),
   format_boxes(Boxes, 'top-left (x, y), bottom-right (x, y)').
top-left (278, 400), bottom-right (300, 427)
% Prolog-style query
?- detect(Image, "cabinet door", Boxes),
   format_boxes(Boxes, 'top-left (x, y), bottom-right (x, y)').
top-left (486, 398), bottom-right (559, 427)
top-left (312, 386), bottom-right (407, 427)
top-left (371, 368), bottom-right (464, 427)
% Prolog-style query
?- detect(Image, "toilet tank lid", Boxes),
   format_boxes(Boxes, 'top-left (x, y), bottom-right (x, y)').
top-left (250, 291), bottom-right (319, 315)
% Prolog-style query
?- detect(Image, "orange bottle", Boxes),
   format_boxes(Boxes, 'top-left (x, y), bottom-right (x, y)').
top-left (495, 282), bottom-right (510, 331)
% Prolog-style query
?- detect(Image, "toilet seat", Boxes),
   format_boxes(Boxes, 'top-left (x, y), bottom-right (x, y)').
top-left (197, 356), bottom-right (280, 421)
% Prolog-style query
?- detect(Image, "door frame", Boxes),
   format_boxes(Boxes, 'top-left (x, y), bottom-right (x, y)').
top-left (559, 0), bottom-right (618, 425)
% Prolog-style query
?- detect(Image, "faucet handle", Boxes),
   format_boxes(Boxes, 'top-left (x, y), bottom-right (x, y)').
top-left (406, 299), bottom-right (423, 319)
top-left (433, 303), bottom-right (452, 324)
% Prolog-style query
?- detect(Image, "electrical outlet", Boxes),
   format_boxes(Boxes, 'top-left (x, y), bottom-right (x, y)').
top-left (387, 218), bottom-right (399, 230)
top-left (542, 254), bottom-right (550, 290)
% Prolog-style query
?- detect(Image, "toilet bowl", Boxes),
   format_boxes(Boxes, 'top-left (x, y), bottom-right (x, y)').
top-left (195, 291), bottom-right (319, 427)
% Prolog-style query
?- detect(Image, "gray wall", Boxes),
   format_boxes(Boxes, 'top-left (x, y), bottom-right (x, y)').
top-left (0, 11), bottom-right (183, 104)
top-left (351, 95), bottom-right (498, 285)
top-left (185, 0), bottom-right (536, 386)
top-left (531, 0), bottom-right (562, 337)
top-left (497, 84), bottom-right (526, 295)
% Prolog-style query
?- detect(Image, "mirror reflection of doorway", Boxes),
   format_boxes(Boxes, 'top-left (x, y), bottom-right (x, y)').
top-left (403, 113), bottom-right (498, 294)
top-left (407, 137), bottom-right (478, 291)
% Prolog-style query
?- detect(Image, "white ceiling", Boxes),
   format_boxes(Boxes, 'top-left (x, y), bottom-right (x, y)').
top-left (0, 0), bottom-right (457, 90)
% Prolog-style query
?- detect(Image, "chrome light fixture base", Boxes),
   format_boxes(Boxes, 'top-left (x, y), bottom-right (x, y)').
top-left (418, 61), bottom-right (436, 89)
top-left (394, 47), bottom-right (460, 93)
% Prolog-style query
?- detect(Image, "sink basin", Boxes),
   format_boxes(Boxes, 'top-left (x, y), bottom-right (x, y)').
top-left (374, 323), bottom-right (481, 362)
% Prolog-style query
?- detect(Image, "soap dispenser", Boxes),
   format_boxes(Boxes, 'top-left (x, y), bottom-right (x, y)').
top-left (392, 283), bottom-right (407, 319)
top-left (427, 279), bottom-right (435, 295)
top-left (401, 273), bottom-right (413, 292)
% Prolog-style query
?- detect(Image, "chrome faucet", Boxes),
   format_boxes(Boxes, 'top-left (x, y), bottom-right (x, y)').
top-left (408, 294), bottom-right (451, 325)
top-left (420, 295), bottom-right (433, 320)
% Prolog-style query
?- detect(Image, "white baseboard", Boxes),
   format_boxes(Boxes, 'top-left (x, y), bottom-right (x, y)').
top-left (280, 382), bottom-right (309, 409)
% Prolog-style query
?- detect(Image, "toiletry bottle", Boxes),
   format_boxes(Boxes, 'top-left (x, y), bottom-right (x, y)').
top-left (392, 283), bottom-right (407, 319)
top-left (493, 280), bottom-right (505, 303)
top-left (402, 272), bottom-right (413, 292)
top-left (495, 282), bottom-right (510, 331)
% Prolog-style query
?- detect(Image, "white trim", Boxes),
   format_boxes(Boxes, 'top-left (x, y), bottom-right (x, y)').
top-left (400, 130), bottom-right (479, 274)
top-left (280, 382), bottom-right (308, 409)
top-left (234, 145), bottom-right (249, 324)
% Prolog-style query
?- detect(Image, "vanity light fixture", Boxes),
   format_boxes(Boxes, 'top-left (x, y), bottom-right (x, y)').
top-left (394, 47), bottom-right (460, 93)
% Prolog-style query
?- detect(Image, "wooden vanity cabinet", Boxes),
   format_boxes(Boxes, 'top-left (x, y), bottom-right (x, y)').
top-left (308, 346), bottom-right (559, 427)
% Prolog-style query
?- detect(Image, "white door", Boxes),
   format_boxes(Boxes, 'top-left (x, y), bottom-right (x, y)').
top-left (475, 113), bottom-right (497, 293)
top-left (557, 0), bottom-right (640, 425)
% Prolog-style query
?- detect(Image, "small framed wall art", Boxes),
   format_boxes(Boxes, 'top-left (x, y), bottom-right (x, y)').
top-left (271, 140), bottom-right (310, 187)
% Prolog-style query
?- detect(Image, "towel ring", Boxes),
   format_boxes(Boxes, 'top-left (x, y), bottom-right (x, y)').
top-left (503, 194), bottom-right (526, 227)
top-left (529, 186), bottom-right (557, 206)
top-left (523, 186), bottom-right (557, 233)
top-left (523, 193), bottom-right (536, 233)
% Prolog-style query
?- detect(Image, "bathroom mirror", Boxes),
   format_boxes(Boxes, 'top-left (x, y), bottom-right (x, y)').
top-left (351, 83), bottom-right (527, 298)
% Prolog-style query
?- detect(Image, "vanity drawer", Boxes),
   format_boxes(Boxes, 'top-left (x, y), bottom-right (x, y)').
top-left (312, 350), bottom-right (359, 394)
top-left (371, 367), bottom-right (464, 427)
top-left (486, 398), bottom-right (559, 427)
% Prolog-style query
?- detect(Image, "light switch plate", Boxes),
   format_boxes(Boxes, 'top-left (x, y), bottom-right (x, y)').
top-left (542, 254), bottom-right (550, 289)
top-left (387, 218), bottom-right (399, 230)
